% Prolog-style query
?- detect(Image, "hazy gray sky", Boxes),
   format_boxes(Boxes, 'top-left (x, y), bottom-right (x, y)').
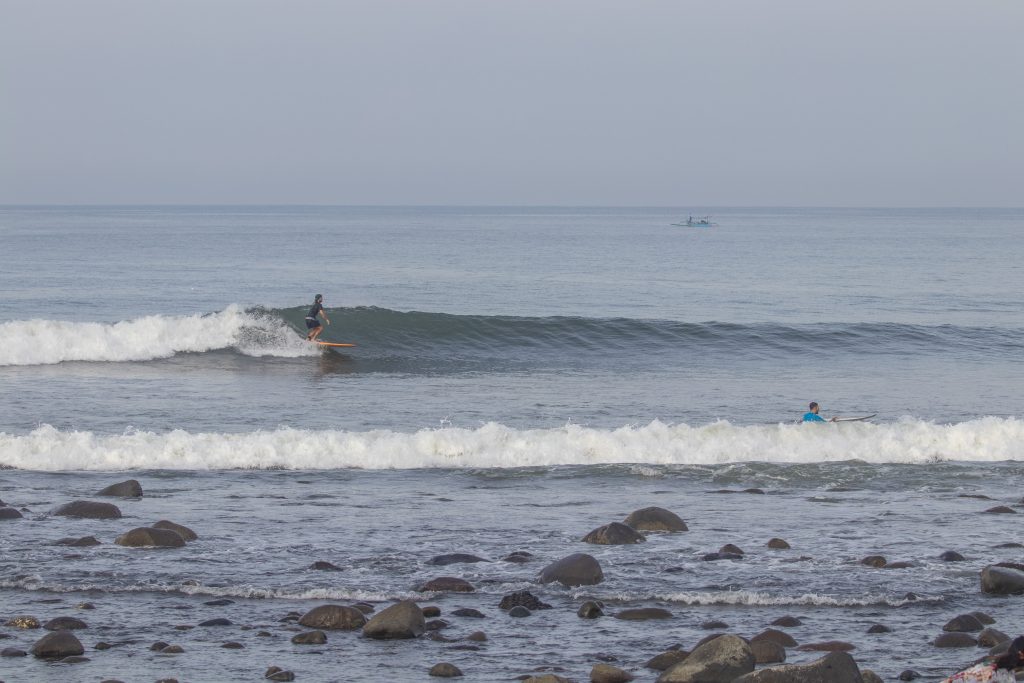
top-left (2, 1), bottom-right (1022, 205)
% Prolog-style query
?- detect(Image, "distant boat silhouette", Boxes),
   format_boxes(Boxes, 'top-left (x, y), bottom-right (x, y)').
top-left (671, 214), bottom-right (717, 227)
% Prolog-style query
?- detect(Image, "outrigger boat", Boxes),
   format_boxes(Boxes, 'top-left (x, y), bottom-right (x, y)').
top-left (671, 215), bottom-right (717, 227)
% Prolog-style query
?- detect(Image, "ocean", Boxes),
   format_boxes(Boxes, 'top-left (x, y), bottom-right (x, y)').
top-left (1, 205), bottom-right (1023, 682)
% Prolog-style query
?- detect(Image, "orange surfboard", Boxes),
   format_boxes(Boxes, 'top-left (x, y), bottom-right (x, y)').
top-left (315, 341), bottom-right (356, 348)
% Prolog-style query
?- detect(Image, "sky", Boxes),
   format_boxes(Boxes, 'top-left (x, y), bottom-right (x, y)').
top-left (1, 1), bottom-right (1022, 206)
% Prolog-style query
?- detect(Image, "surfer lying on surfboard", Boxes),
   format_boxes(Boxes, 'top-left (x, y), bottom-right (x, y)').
top-left (803, 401), bottom-right (837, 423)
top-left (305, 293), bottom-right (330, 341)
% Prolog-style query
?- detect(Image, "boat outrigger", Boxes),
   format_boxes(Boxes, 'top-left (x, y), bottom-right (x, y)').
top-left (671, 215), bottom-right (717, 227)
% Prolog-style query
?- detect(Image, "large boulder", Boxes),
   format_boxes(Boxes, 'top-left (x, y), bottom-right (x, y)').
top-left (53, 500), bottom-right (121, 519)
top-left (539, 553), bottom-right (604, 587)
top-left (981, 565), bottom-right (1024, 595)
top-left (732, 651), bottom-right (863, 683)
top-left (582, 522), bottom-right (646, 545)
top-left (657, 634), bottom-right (754, 682)
top-left (0, 506), bottom-right (23, 520)
top-left (153, 520), bottom-right (198, 541)
top-left (298, 605), bottom-right (366, 630)
top-left (623, 507), bottom-right (687, 532)
top-left (943, 614), bottom-right (984, 632)
top-left (114, 527), bottom-right (186, 548)
top-left (750, 639), bottom-right (786, 664)
top-left (30, 631), bottom-right (84, 659)
top-left (591, 663), bottom-right (634, 683)
top-left (933, 633), bottom-right (977, 648)
top-left (362, 600), bottom-right (425, 639)
top-left (96, 480), bottom-right (143, 497)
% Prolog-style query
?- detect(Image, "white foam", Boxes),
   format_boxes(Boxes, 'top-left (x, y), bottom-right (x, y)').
top-left (593, 589), bottom-right (937, 608)
top-left (2, 418), bottom-right (1023, 471)
top-left (0, 305), bottom-right (317, 366)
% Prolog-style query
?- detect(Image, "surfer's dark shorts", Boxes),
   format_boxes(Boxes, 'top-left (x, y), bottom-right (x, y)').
top-left (305, 318), bottom-right (321, 330)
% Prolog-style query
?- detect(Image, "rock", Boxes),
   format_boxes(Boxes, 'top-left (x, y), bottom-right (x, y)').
top-left (978, 627), bottom-right (1010, 647)
top-left (1, 648), bottom-right (27, 657)
top-left (657, 634), bottom-right (754, 683)
top-left (582, 522), bottom-right (647, 545)
top-left (719, 544), bottom-right (744, 555)
top-left (362, 600), bottom-right (425, 639)
top-left (622, 506), bottom-right (688, 532)
top-left (55, 536), bottom-right (101, 547)
top-left (995, 542), bottom-right (1024, 548)
top-left (451, 608), bottom-right (484, 618)
top-left (971, 611), bottom-right (996, 625)
top-left (614, 608), bottom-right (672, 621)
top-left (883, 561), bottom-right (913, 569)
top-left (30, 631), bottom-right (85, 658)
top-left (0, 506), bottom-right (23, 520)
top-left (152, 520), bottom-right (197, 541)
top-left (205, 599), bottom-right (234, 606)
top-left (53, 500), bottom-right (121, 519)
top-left (732, 651), bottom-right (863, 683)
top-left (985, 506), bottom-right (1016, 514)
top-left (419, 606), bottom-right (440, 617)
top-left (867, 624), bottom-right (891, 633)
top-left (198, 618), bottom-right (232, 627)
top-left (160, 645), bottom-right (184, 653)
top-left (898, 670), bottom-right (921, 680)
top-left (353, 602), bottom-right (375, 614)
top-left (701, 620), bottom-right (729, 629)
top-left (939, 550), bottom-right (966, 562)
top-left (150, 641), bottom-right (170, 650)
top-left (933, 632), bottom-right (977, 647)
top-left (767, 538), bottom-right (790, 549)
top-left (500, 591), bottom-right (552, 611)
top-left (943, 614), bottom-right (984, 632)
top-left (429, 662), bottom-right (464, 677)
top-left (539, 553), bottom-right (604, 587)
top-left (750, 639), bottom-right (786, 664)
top-left (466, 631), bottom-right (487, 641)
top-left (427, 553), bottom-right (489, 566)
top-left (578, 601), bottom-right (604, 618)
top-left (796, 641), bottom-right (854, 652)
top-left (503, 551), bottom-right (533, 563)
top-left (96, 479), bottom-right (142, 497)
top-left (860, 555), bottom-right (886, 568)
top-left (265, 667), bottom-right (295, 681)
top-left (5, 616), bottom-right (40, 629)
top-left (508, 606), bottom-right (531, 617)
top-left (702, 552), bottom-right (743, 561)
top-left (771, 616), bottom-right (802, 627)
top-left (221, 641), bottom-right (244, 648)
top-left (861, 670), bottom-right (884, 683)
top-left (591, 663), bottom-right (634, 683)
top-left (646, 650), bottom-right (688, 671)
top-left (751, 629), bottom-right (798, 647)
top-left (43, 617), bottom-right (87, 630)
top-left (419, 577), bottom-right (475, 593)
top-left (310, 560), bottom-right (341, 571)
top-left (425, 619), bottom-right (449, 631)
top-left (524, 676), bottom-right (572, 683)
top-left (114, 527), bottom-right (186, 548)
top-left (981, 565), bottom-right (1024, 594)
top-left (291, 630), bottom-right (327, 644)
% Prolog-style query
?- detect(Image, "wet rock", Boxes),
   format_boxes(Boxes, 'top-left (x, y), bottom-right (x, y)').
top-left (298, 604), bottom-right (369, 630)
top-left (205, 599), bottom-right (234, 606)
top-left (860, 555), bottom-right (886, 568)
top-left (883, 561), bottom-right (913, 569)
top-left (943, 614), bottom-right (984, 632)
top-left (984, 505), bottom-right (1016, 514)
top-left (508, 606), bottom-right (532, 617)
top-left (750, 639), bottom-right (786, 664)
top-left (702, 552), bottom-right (743, 561)
top-left (582, 522), bottom-right (646, 545)
top-left (114, 527), bottom-right (186, 548)
top-left (701, 620), bottom-right (729, 629)
top-left (427, 553), bottom-right (489, 566)
top-left (5, 616), bottom-right (40, 629)
top-left (940, 550), bottom-right (966, 562)
top-left (971, 611), bottom-right (996, 625)
top-left (362, 600), bottom-right (425, 639)
top-left (733, 651), bottom-right (863, 683)
top-left (466, 631), bottom-right (487, 641)
top-left (422, 606), bottom-right (441, 617)
top-left (150, 641), bottom-right (170, 651)
top-left (622, 506), bottom-right (688, 532)
top-left (265, 667), bottom-right (296, 681)
top-left (500, 591), bottom-right (552, 611)
top-left (0, 506), bottom-right (24, 520)
top-left (419, 577), bottom-right (475, 593)
top-left (981, 565), bottom-right (1024, 594)
top-left (657, 634), bottom-right (754, 683)
top-left (198, 618), bottom-right (232, 627)
top-left (54, 500), bottom-right (122, 519)
top-left (523, 676), bottom-right (572, 683)
top-left (933, 632), bottom-right (977, 647)
top-left (43, 617), bottom-right (87, 630)
top-left (898, 671), bottom-right (921, 681)
top-left (995, 542), bottom-right (1024, 549)
top-left (751, 629), bottom-right (798, 647)
top-left (861, 671), bottom-right (884, 683)
top-left (614, 608), bottom-right (672, 621)
top-left (425, 619), bottom-right (449, 631)
top-left (646, 650), bottom-right (688, 671)
top-left (62, 654), bottom-right (90, 662)
top-left (222, 641), bottom-right (245, 649)
top-left (766, 538), bottom-right (790, 549)
top-left (96, 479), bottom-right (142, 497)
top-left (867, 624), bottom-right (892, 633)
top-left (429, 662), bottom-right (463, 677)
top-left (451, 608), bottom-right (485, 618)
top-left (503, 551), bottom-right (533, 563)
top-left (30, 631), bottom-right (85, 658)
top-left (291, 630), bottom-right (327, 644)
top-left (590, 663), bottom-right (634, 683)
top-left (160, 644), bottom-right (184, 653)
top-left (310, 560), bottom-right (341, 571)
top-left (978, 627), bottom-right (1010, 647)
top-left (770, 616), bottom-right (801, 627)
top-left (539, 553), bottom-right (604, 587)
top-left (719, 544), bottom-right (744, 555)
top-left (578, 601), bottom-right (604, 619)
top-left (353, 602), bottom-right (375, 614)
top-left (77, 602), bottom-right (95, 610)
top-left (1, 647), bottom-right (27, 657)
top-left (152, 520), bottom-right (197, 541)
top-left (797, 641), bottom-right (854, 652)
top-left (55, 536), bottom-right (101, 547)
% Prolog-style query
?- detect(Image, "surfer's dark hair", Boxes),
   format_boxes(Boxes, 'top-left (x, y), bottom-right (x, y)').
top-left (994, 636), bottom-right (1024, 669)
top-left (315, 294), bottom-right (323, 302)
top-left (809, 402), bottom-right (818, 410)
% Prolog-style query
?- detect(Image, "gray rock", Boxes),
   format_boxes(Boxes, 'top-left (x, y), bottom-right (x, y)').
top-left (646, 650), bottom-right (688, 671)
top-left (981, 565), bottom-right (1024, 595)
top-left (291, 630), bottom-right (327, 644)
top-left (719, 544), bottom-right (745, 555)
top-left (43, 617), bottom-right (87, 630)
top-left (221, 641), bottom-right (244, 648)
top-left (539, 553), bottom-right (604, 587)
top-left (933, 632), bottom-right (977, 647)
top-left (451, 608), bottom-right (485, 619)
top-left (30, 631), bottom-right (85, 658)
top-left (657, 634), bottom-right (754, 682)
top-left (152, 520), bottom-right (197, 541)
top-left (53, 500), bottom-right (121, 519)
top-left (499, 591), bottom-right (551, 610)
top-left (114, 527), bottom-right (186, 548)
top-left (590, 663), bottom-right (634, 683)
top-left (701, 620), bottom-right (729, 629)
top-left (0, 506), bottom-right (23, 520)
top-left (984, 505), bottom-right (1016, 514)
top-left (898, 670), bottom-right (921, 680)
top-left (427, 553), bottom-right (489, 566)
top-left (508, 606), bottom-right (531, 617)
top-left (732, 651), bottom-right (863, 683)
top-left (429, 662), bottom-right (464, 677)
top-left (310, 560), bottom-right (341, 571)
top-left (867, 624), bottom-right (892, 633)
top-left (614, 608), bottom-right (672, 621)
top-left (265, 667), bottom-right (295, 681)
top-left (796, 641), bottom-right (854, 652)
top-left (96, 479), bottom-right (142, 497)
top-left (751, 629), bottom-right (798, 647)
top-left (943, 614), bottom-right (984, 632)
top-left (939, 550), bottom-right (966, 562)
top-left (362, 600), bottom-right (424, 639)
top-left (978, 627), bottom-right (1010, 647)
top-left (578, 601), bottom-right (604, 619)
top-left (860, 555), bottom-right (886, 568)
top-left (702, 552), bottom-right (743, 561)
top-left (582, 522), bottom-right (646, 545)
top-left (1, 647), bottom-right (27, 657)
top-left (971, 611), bottom-right (996, 625)
top-left (861, 671), bottom-right (884, 683)
top-left (771, 616), bottom-right (802, 627)
top-left (296, 610), bottom-right (364, 630)
top-left (466, 631), bottom-right (487, 641)
top-left (750, 639), bottom-right (786, 664)
top-left (622, 506), bottom-right (687, 532)
top-left (419, 576), bottom-right (475, 592)
top-left (55, 536), bottom-right (101, 547)
top-left (503, 551), bottom-right (533, 563)
top-left (767, 538), bottom-right (790, 549)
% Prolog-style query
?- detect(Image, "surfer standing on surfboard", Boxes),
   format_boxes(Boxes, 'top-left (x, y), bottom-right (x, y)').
top-left (305, 294), bottom-right (330, 341)
top-left (802, 402), bottom-right (837, 423)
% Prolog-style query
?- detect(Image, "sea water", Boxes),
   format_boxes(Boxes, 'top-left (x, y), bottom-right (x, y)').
top-left (1, 206), bottom-right (1023, 682)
